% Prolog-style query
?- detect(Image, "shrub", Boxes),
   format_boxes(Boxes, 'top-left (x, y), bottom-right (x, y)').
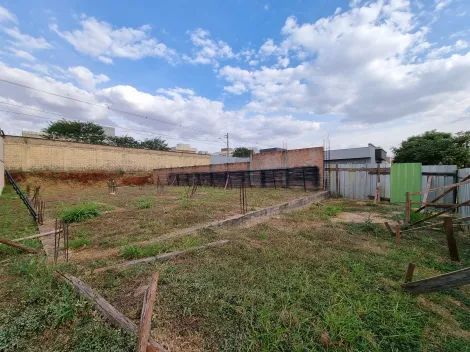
top-left (136, 198), bottom-right (153, 209)
top-left (60, 203), bottom-right (101, 223)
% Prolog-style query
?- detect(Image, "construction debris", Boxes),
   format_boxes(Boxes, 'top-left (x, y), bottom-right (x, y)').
top-left (0, 236), bottom-right (39, 254)
top-left (137, 272), bottom-right (160, 352)
top-left (54, 271), bottom-right (166, 351)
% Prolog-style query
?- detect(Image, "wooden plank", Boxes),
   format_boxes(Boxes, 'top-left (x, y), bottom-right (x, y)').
top-left (403, 267), bottom-right (470, 293)
top-left (414, 174), bottom-right (470, 213)
top-left (138, 273), bottom-right (159, 352)
top-left (13, 229), bottom-right (61, 242)
top-left (0, 236), bottom-right (39, 254)
top-left (422, 176), bottom-right (432, 206)
top-left (405, 263), bottom-right (415, 283)
top-left (91, 240), bottom-right (229, 275)
top-left (410, 178), bottom-right (470, 196)
top-left (401, 222), bottom-right (443, 234)
top-left (384, 222), bottom-right (394, 236)
top-left (411, 200), bottom-right (470, 226)
top-left (444, 218), bottom-right (460, 261)
top-left (54, 271), bottom-right (166, 351)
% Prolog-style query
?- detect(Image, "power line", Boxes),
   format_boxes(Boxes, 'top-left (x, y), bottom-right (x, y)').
top-left (0, 109), bottom-right (225, 145)
top-left (0, 78), bottom-right (219, 136)
top-left (0, 77), bottom-right (277, 148)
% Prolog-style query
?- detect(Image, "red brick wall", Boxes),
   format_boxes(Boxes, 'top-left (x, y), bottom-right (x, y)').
top-left (152, 146), bottom-right (324, 187)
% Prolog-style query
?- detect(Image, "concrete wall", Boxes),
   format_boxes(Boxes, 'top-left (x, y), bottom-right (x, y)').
top-left (210, 155), bottom-right (250, 164)
top-left (0, 135), bottom-right (4, 194)
top-left (153, 146), bottom-right (324, 186)
top-left (4, 136), bottom-right (210, 172)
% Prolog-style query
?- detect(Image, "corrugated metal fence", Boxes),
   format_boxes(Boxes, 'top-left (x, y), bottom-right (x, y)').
top-left (328, 163), bottom-right (391, 200)
top-left (458, 168), bottom-right (470, 218)
top-left (328, 163), bottom-right (464, 203)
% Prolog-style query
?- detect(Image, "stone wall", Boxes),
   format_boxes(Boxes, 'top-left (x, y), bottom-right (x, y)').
top-left (4, 136), bottom-right (210, 172)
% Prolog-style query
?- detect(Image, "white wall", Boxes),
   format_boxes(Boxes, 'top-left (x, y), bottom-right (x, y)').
top-left (0, 135), bottom-right (4, 195)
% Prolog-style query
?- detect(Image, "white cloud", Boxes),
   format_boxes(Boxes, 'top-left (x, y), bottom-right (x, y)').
top-left (67, 66), bottom-right (109, 91)
top-left (50, 16), bottom-right (177, 64)
top-left (350, 0), bottom-right (361, 8)
top-left (264, 4), bottom-right (269, 11)
top-left (223, 82), bottom-right (247, 95)
top-left (334, 7), bottom-right (342, 15)
top-left (0, 5), bottom-right (17, 23)
top-left (434, 0), bottom-right (451, 12)
top-left (427, 40), bottom-right (468, 58)
top-left (0, 60), bottom-right (318, 150)
top-left (259, 39), bottom-right (278, 56)
top-left (184, 28), bottom-right (235, 66)
top-left (4, 27), bottom-right (52, 51)
top-left (219, 0), bottom-right (470, 131)
top-left (249, 60), bottom-right (259, 66)
top-left (10, 48), bottom-right (36, 61)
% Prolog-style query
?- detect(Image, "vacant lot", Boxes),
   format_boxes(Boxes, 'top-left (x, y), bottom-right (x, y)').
top-left (1, 179), bottom-right (469, 351)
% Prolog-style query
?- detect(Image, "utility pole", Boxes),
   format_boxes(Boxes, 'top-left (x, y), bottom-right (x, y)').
top-left (225, 133), bottom-right (229, 162)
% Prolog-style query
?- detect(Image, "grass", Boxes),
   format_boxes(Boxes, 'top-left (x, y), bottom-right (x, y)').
top-left (60, 202), bottom-right (101, 223)
top-left (136, 197), bottom-right (153, 209)
top-left (0, 185), bottom-right (136, 351)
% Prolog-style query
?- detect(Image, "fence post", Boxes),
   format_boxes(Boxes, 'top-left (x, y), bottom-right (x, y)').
top-left (405, 263), bottom-right (415, 283)
top-left (405, 192), bottom-right (411, 225)
top-left (302, 168), bottom-right (306, 192)
top-left (444, 217), bottom-right (460, 261)
top-left (272, 170), bottom-right (276, 190)
top-left (336, 163), bottom-right (339, 198)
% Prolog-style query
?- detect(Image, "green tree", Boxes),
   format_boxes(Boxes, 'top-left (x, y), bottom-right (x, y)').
top-left (392, 130), bottom-right (470, 167)
top-left (106, 135), bottom-right (139, 148)
top-left (42, 120), bottom-right (106, 144)
top-left (139, 137), bottom-right (170, 151)
top-left (232, 147), bottom-right (253, 158)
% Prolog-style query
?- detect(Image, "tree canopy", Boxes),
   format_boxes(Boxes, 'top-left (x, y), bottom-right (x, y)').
top-left (392, 130), bottom-right (470, 168)
top-left (42, 120), bottom-right (106, 144)
top-left (42, 120), bottom-right (170, 151)
top-left (140, 137), bottom-right (170, 151)
top-left (232, 147), bottom-right (253, 158)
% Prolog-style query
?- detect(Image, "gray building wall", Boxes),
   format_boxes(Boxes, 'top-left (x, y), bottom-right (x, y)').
top-left (325, 144), bottom-right (386, 165)
top-left (210, 155), bottom-right (250, 164)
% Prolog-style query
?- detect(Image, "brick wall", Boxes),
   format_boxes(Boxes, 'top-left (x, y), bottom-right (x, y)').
top-left (153, 146), bottom-right (324, 188)
top-left (4, 136), bottom-right (210, 172)
top-left (153, 162), bottom-right (250, 182)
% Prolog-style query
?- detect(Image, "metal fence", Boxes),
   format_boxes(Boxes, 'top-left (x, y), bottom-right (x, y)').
top-left (4, 170), bottom-right (38, 221)
top-left (327, 163), bottom-right (391, 200)
top-left (166, 166), bottom-right (322, 191)
top-left (327, 163), bottom-right (464, 204)
top-left (458, 168), bottom-right (470, 218)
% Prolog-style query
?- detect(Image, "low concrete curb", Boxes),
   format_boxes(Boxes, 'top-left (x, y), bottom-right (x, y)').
top-left (141, 191), bottom-right (329, 245)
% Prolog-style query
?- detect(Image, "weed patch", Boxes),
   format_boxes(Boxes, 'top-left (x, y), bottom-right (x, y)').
top-left (136, 197), bottom-right (153, 209)
top-left (60, 203), bottom-right (101, 223)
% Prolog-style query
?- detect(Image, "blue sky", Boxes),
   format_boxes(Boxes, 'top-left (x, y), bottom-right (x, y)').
top-left (0, 0), bottom-right (469, 152)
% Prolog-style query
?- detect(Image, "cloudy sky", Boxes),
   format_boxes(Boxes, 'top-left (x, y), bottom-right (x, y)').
top-left (0, 0), bottom-right (469, 153)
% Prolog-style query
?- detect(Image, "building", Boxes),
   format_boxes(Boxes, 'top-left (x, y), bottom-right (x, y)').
top-left (325, 143), bottom-right (387, 165)
top-left (170, 143), bottom-right (197, 153)
top-left (212, 147), bottom-right (234, 156)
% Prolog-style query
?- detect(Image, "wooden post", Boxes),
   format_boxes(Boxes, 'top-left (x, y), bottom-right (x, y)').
top-left (302, 167), bottom-right (307, 192)
top-left (422, 176), bottom-right (432, 206)
top-left (405, 263), bottom-right (415, 283)
top-left (395, 225), bottom-right (401, 246)
top-left (138, 272), bottom-right (159, 352)
top-left (444, 218), bottom-right (460, 262)
top-left (384, 222), bottom-right (394, 236)
top-left (335, 163), bottom-right (339, 198)
top-left (0, 236), bottom-right (39, 254)
top-left (405, 192), bottom-right (411, 225)
top-left (224, 173), bottom-right (230, 190)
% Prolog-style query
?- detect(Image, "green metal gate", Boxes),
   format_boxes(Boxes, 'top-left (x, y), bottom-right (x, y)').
top-left (390, 163), bottom-right (422, 205)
